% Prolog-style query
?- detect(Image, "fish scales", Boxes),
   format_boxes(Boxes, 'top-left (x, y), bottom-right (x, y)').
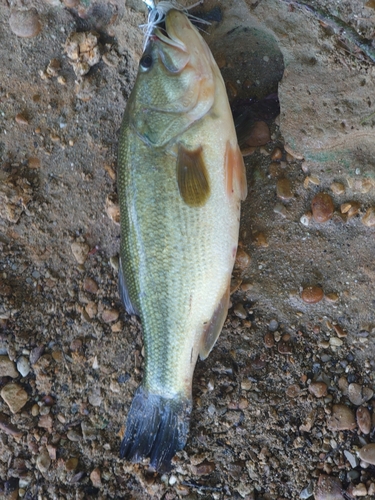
top-left (117, 8), bottom-right (247, 471)
top-left (119, 126), bottom-right (237, 394)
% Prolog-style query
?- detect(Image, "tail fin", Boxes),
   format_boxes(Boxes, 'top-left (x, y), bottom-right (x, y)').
top-left (120, 385), bottom-right (192, 472)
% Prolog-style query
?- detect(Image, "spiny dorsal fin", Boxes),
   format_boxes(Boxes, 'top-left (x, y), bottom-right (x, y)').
top-left (177, 144), bottom-right (210, 207)
top-left (199, 285), bottom-right (230, 360)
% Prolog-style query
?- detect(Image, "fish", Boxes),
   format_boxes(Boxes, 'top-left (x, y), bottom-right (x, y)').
top-left (117, 7), bottom-right (247, 472)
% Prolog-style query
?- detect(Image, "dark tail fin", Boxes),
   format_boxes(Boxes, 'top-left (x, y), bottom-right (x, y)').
top-left (120, 386), bottom-right (192, 473)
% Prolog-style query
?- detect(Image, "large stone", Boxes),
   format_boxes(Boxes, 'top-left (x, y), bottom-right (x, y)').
top-left (0, 356), bottom-right (18, 378)
top-left (1, 383), bottom-right (28, 414)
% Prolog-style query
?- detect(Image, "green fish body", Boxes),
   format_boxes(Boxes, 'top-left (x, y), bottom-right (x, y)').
top-left (118, 9), bottom-right (247, 472)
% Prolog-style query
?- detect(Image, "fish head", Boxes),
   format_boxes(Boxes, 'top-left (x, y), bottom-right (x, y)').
top-left (128, 9), bottom-right (216, 147)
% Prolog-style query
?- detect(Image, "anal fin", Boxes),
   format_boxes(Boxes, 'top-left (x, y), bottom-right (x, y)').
top-left (199, 285), bottom-right (230, 360)
top-left (118, 258), bottom-right (139, 316)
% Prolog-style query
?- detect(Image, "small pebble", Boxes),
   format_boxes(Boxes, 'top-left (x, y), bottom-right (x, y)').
top-left (314, 475), bottom-right (344, 500)
top-left (52, 350), bottom-right (63, 363)
top-left (311, 193), bottom-right (334, 223)
top-left (90, 468), bottom-right (102, 488)
top-left (330, 182), bottom-right (345, 195)
top-left (361, 207), bottom-right (375, 227)
top-left (300, 481), bottom-right (314, 499)
top-left (111, 321), bottom-right (122, 332)
top-left (333, 324), bottom-right (346, 338)
top-left (278, 341), bottom-right (292, 355)
top-left (245, 121), bottom-right (270, 147)
top-left (358, 443), bottom-right (375, 465)
top-left (356, 407), bottom-right (371, 434)
top-left (276, 177), bottom-right (293, 200)
top-left (46, 58), bottom-right (61, 77)
top-left (264, 332), bottom-right (274, 348)
top-left (269, 319), bottom-right (279, 331)
top-left (85, 302), bottom-right (97, 319)
top-left (234, 248), bottom-right (251, 271)
top-left (344, 450), bottom-right (359, 468)
top-left (308, 381), bottom-right (327, 398)
top-left (30, 345), bottom-right (44, 364)
top-left (271, 147), bottom-right (283, 161)
top-left (36, 448), bottom-right (51, 474)
top-left (338, 377), bottom-right (348, 395)
top-left (1, 383), bottom-right (28, 414)
top-left (31, 404), bottom-right (39, 417)
top-left (325, 292), bottom-right (339, 302)
top-left (232, 303), bottom-right (246, 320)
top-left (273, 331), bottom-right (281, 342)
top-left (38, 414), bottom-right (53, 430)
top-left (368, 483), bottom-right (375, 495)
top-left (340, 201), bottom-right (359, 219)
top-left (273, 203), bottom-right (288, 218)
top-left (65, 457), bottom-right (79, 471)
top-left (351, 483), bottom-right (367, 497)
top-left (16, 356), bottom-right (30, 377)
top-left (67, 429), bottom-right (82, 442)
top-left (301, 286), bottom-right (324, 304)
top-left (286, 384), bottom-right (301, 398)
top-left (192, 461), bottom-right (216, 476)
top-left (253, 232), bottom-right (268, 247)
top-left (9, 8), bottom-right (42, 38)
top-left (15, 113), bottom-right (29, 125)
top-left (300, 212), bottom-right (312, 226)
top-left (359, 179), bottom-right (373, 194)
top-left (28, 157), bottom-right (41, 169)
top-left (348, 383), bottom-right (373, 405)
top-left (327, 404), bottom-right (356, 431)
top-left (0, 356), bottom-right (18, 378)
top-left (83, 277), bottom-right (98, 294)
top-left (102, 309), bottom-right (119, 323)
top-left (71, 241), bottom-right (90, 265)
top-left (70, 338), bottom-right (82, 352)
top-left (329, 337), bottom-right (343, 347)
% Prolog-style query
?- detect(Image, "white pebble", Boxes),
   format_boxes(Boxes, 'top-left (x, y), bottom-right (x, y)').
top-left (17, 356), bottom-right (30, 377)
top-left (169, 474), bottom-right (177, 486)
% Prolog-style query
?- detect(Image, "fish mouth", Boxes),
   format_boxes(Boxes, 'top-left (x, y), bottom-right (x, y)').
top-left (152, 10), bottom-right (187, 52)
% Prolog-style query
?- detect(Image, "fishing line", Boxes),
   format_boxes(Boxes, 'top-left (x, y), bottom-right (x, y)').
top-left (140, 0), bottom-right (209, 48)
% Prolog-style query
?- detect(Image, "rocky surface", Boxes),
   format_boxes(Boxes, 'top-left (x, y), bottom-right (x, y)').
top-left (0, 0), bottom-right (375, 499)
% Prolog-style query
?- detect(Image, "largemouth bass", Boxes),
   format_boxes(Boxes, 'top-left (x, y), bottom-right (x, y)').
top-left (117, 8), bottom-right (247, 472)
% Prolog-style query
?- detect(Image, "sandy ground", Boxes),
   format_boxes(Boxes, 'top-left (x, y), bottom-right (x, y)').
top-left (0, 0), bottom-right (375, 498)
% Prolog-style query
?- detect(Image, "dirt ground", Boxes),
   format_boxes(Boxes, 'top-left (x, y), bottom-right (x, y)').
top-left (1, 0), bottom-right (375, 498)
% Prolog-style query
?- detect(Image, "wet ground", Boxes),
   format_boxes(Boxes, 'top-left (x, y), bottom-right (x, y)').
top-left (0, 0), bottom-right (375, 498)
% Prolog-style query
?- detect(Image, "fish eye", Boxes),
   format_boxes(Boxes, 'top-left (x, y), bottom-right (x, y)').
top-left (140, 54), bottom-right (153, 70)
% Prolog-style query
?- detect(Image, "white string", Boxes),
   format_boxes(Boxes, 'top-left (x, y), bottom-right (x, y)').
top-left (140, 0), bottom-right (209, 49)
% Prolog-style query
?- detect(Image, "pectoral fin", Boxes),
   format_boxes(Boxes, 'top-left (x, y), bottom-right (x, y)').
top-left (199, 286), bottom-right (230, 360)
top-left (118, 258), bottom-right (139, 316)
top-left (177, 145), bottom-right (210, 207)
top-left (225, 141), bottom-right (248, 201)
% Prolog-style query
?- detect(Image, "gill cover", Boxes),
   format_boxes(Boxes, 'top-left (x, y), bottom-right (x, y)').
top-left (129, 9), bottom-right (215, 147)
